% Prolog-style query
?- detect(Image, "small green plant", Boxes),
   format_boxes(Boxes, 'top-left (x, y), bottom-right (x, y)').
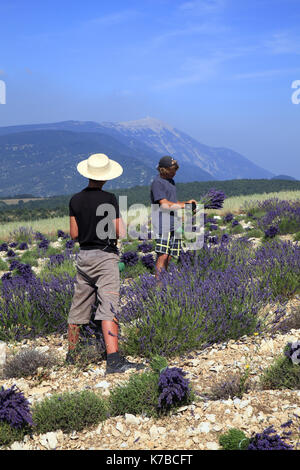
top-left (219, 428), bottom-right (250, 450)
top-left (122, 240), bottom-right (141, 253)
top-left (38, 258), bottom-right (76, 281)
top-left (19, 250), bottom-right (39, 267)
top-left (260, 355), bottom-right (300, 390)
top-left (0, 421), bottom-right (29, 447)
top-left (3, 348), bottom-right (58, 379)
top-left (108, 371), bottom-right (161, 418)
top-left (32, 389), bottom-right (108, 433)
top-left (149, 355), bottom-right (168, 374)
top-left (293, 231), bottom-right (300, 242)
top-left (120, 262), bottom-right (148, 280)
top-left (0, 258), bottom-right (9, 271)
top-left (230, 224), bottom-right (244, 235)
top-left (245, 228), bottom-right (264, 239)
top-left (278, 217), bottom-right (300, 234)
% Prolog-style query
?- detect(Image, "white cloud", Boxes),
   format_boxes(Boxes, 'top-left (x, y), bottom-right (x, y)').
top-left (84, 10), bottom-right (140, 27)
top-left (264, 31), bottom-right (300, 55)
top-left (178, 0), bottom-right (226, 14)
top-left (233, 67), bottom-right (300, 80)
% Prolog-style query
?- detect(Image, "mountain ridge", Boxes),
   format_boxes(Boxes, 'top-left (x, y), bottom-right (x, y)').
top-left (0, 117), bottom-right (274, 196)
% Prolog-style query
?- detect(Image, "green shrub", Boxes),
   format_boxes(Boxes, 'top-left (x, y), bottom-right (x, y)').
top-left (294, 231), bottom-right (300, 242)
top-left (38, 258), bottom-right (76, 281)
top-left (45, 246), bottom-right (63, 257)
top-left (150, 355), bottom-right (168, 374)
top-left (122, 240), bottom-right (140, 253)
top-left (120, 262), bottom-right (148, 280)
top-left (108, 371), bottom-right (161, 418)
top-left (245, 229), bottom-right (264, 239)
top-left (19, 251), bottom-right (39, 267)
top-left (260, 355), bottom-right (300, 390)
top-left (0, 421), bottom-right (29, 447)
top-left (219, 428), bottom-right (250, 450)
top-left (32, 390), bottom-right (108, 433)
top-left (278, 217), bottom-right (300, 234)
top-left (3, 348), bottom-right (58, 379)
top-left (0, 258), bottom-right (9, 271)
top-left (230, 224), bottom-right (244, 234)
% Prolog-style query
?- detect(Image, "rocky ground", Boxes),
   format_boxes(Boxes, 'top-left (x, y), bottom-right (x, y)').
top-left (1, 313), bottom-right (299, 451)
top-left (0, 224), bottom-right (299, 451)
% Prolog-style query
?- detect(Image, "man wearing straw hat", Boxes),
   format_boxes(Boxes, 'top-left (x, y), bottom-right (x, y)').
top-left (67, 153), bottom-right (145, 374)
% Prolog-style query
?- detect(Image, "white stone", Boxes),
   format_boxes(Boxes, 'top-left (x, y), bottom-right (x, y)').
top-left (92, 368), bottom-right (105, 376)
top-left (157, 426), bottom-right (167, 435)
top-left (10, 442), bottom-right (24, 450)
top-left (37, 346), bottom-right (49, 353)
top-left (116, 422), bottom-right (124, 433)
top-left (0, 341), bottom-right (6, 366)
top-left (125, 413), bottom-right (141, 426)
top-left (206, 414), bottom-right (216, 423)
top-left (213, 425), bottom-right (223, 432)
top-left (46, 432), bottom-right (58, 450)
top-left (197, 422), bottom-right (211, 433)
top-left (206, 442), bottom-right (219, 450)
top-left (149, 425), bottom-right (159, 439)
top-left (239, 400), bottom-right (250, 409)
top-left (96, 424), bottom-right (103, 435)
top-left (244, 406), bottom-right (253, 418)
top-left (95, 380), bottom-right (110, 389)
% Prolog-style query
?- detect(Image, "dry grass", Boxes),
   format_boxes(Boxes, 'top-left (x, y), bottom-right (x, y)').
top-left (1, 190), bottom-right (300, 240)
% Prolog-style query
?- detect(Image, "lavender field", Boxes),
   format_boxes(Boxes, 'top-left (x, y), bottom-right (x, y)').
top-left (0, 195), bottom-right (299, 450)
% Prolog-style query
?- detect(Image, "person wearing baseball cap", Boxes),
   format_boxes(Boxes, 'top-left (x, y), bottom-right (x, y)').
top-left (67, 153), bottom-right (145, 374)
top-left (150, 155), bottom-right (197, 277)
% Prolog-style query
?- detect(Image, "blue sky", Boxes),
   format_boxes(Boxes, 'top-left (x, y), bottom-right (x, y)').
top-left (0, 0), bottom-right (300, 178)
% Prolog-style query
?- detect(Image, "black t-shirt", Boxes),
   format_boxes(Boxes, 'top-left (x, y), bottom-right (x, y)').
top-left (69, 187), bottom-right (121, 253)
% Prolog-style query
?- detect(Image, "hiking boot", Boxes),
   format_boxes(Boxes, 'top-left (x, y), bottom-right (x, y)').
top-left (106, 354), bottom-right (146, 375)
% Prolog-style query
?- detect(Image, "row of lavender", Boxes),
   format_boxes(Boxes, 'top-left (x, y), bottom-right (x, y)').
top-left (0, 197), bottom-right (299, 350)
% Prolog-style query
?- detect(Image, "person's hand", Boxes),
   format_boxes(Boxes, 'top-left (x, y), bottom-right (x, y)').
top-left (187, 199), bottom-right (197, 205)
top-left (186, 199), bottom-right (197, 213)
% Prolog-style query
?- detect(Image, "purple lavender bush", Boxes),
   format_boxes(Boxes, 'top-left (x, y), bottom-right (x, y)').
top-left (158, 367), bottom-right (192, 410)
top-left (0, 385), bottom-right (33, 429)
top-left (264, 225), bottom-right (279, 239)
top-left (255, 198), bottom-right (300, 235)
top-left (141, 254), bottom-right (155, 270)
top-left (120, 238), bottom-right (299, 358)
top-left (137, 241), bottom-right (153, 253)
top-left (284, 341), bottom-right (300, 365)
top-left (223, 213), bottom-right (234, 223)
top-left (0, 273), bottom-right (74, 341)
top-left (18, 242), bottom-right (28, 250)
top-left (248, 425), bottom-right (293, 450)
top-left (38, 238), bottom-right (50, 250)
top-left (121, 250), bottom-right (139, 266)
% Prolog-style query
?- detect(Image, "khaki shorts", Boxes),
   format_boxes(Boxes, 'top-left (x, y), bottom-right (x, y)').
top-left (68, 249), bottom-right (120, 324)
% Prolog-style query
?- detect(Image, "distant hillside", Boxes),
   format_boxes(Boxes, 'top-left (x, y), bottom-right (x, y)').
top-left (271, 175), bottom-right (297, 181)
top-left (0, 117), bottom-right (274, 197)
top-left (1, 179), bottom-right (299, 223)
top-left (0, 130), bottom-right (160, 197)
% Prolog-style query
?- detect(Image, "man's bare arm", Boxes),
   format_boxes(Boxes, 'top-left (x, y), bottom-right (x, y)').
top-left (70, 216), bottom-right (79, 240)
top-left (159, 198), bottom-right (197, 210)
top-left (113, 217), bottom-right (127, 239)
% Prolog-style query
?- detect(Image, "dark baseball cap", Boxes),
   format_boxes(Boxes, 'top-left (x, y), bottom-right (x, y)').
top-left (158, 156), bottom-right (178, 168)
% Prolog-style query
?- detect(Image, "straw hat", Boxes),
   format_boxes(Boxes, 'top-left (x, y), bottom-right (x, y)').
top-left (77, 153), bottom-right (123, 181)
